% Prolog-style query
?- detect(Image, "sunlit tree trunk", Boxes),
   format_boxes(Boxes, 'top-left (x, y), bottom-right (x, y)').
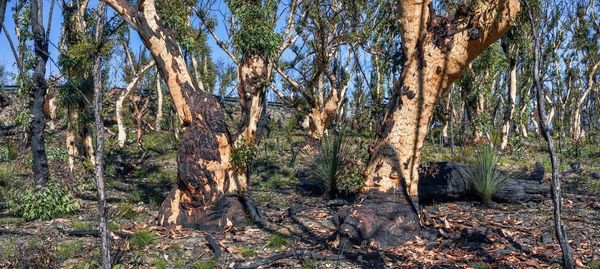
top-left (336, 0), bottom-right (519, 247)
top-left (500, 54), bottom-right (517, 150)
top-left (572, 63), bottom-right (599, 141)
top-left (104, 0), bottom-right (248, 228)
top-left (155, 74), bottom-right (163, 131)
top-left (237, 55), bottom-right (270, 145)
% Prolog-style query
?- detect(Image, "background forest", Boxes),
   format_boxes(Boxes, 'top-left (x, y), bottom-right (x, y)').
top-left (0, 0), bottom-right (599, 268)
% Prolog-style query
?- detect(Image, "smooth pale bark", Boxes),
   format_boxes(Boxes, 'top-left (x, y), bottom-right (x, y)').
top-left (30, 0), bottom-right (50, 185)
top-left (237, 55), bottom-right (270, 145)
top-left (67, 110), bottom-right (79, 171)
top-left (572, 63), bottom-right (599, 141)
top-left (500, 55), bottom-right (517, 150)
top-left (155, 74), bottom-right (163, 131)
top-left (441, 91), bottom-right (452, 145)
top-left (92, 2), bottom-right (110, 267)
top-left (116, 61), bottom-right (155, 148)
top-left (104, 0), bottom-right (248, 229)
top-left (336, 0), bottom-right (520, 248)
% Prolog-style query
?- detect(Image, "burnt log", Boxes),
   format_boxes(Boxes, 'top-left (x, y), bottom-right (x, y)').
top-left (418, 161), bottom-right (549, 204)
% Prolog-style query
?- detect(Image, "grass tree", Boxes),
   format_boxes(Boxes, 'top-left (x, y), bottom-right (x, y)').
top-left (335, 0), bottom-right (520, 247)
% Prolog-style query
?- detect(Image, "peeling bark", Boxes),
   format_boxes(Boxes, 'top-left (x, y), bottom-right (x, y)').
top-left (104, 0), bottom-right (248, 229)
top-left (237, 55), bottom-right (269, 145)
top-left (335, 0), bottom-right (520, 248)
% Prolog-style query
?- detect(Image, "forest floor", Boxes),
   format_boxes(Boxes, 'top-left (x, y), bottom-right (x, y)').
top-left (0, 129), bottom-right (599, 269)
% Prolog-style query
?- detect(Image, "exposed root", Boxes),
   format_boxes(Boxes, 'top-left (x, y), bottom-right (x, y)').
top-left (333, 189), bottom-right (420, 249)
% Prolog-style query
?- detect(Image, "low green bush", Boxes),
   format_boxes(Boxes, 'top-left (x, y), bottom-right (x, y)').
top-left (5, 182), bottom-right (79, 221)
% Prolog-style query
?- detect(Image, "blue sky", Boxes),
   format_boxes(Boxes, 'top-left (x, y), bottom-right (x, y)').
top-left (0, 0), bottom-right (240, 87)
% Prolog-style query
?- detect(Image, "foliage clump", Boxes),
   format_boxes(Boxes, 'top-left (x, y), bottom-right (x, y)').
top-left (231, 138), bottom-right (256, 170)
top-left (227, 0), bottom-right (281, 58)
top-left (458, 145), bottom-right (513, 204)
top-left (129, 230), bottom-right (157, 249)
top-left (6, 182), bottom-right (79, 221)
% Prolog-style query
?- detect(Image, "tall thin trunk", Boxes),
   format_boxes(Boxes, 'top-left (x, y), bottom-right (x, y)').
top-left (155, 74), bottom-right (163, 131)
top-left (0, 0), bottom-right (7, 36)
top-left (92, 2), bottom-right (110, 268)
top-left (572, 63), bottom-right (599, 141)
top-left (500, 56), bottom-right (517, 150)
top-left (527, 6), bottom-right (574, 268)
top-left (67, 109), bottom-right (79, 172)
top-left (336, 0), bottom-right (519, 247)
top-left (30, 0), bottom-right (50, 185)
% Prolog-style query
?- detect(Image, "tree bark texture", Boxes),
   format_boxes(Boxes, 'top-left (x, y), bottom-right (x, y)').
top-left (335, 0), bottom-right (520, 248)
top-left (104, 0), bottom-right (248, 229)
top-left (30, 0), bottom-right (50, 186)
top-left (0, 0), bottom-right (7, 36)
top-left (237, 55), bottom-right (269, 145)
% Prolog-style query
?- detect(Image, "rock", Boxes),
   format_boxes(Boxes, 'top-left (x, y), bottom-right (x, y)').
top-left (541, 233), bottom-right (553, 244)
top-left (591, 172), bottom-right (600, 180)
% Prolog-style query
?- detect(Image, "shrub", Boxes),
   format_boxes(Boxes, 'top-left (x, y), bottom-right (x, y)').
top-left (231, 138), bottom-right (256, 170)
top-left (302, 133), bottom-right (364, 196)
top-left (458, 145), bottom-right (513, 204)
top-left (46, 147), bottom-right (67, 161)
top-left (5, 182), bottom-right (79, 221)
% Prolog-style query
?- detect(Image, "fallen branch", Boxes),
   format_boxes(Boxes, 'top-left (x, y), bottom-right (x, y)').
top-left (0, 229), bottom-right (33, 236)
top-left (204, 234), bottom-right (222, 260)
top-left (233, 250), bottom-right (344, 269)
top-left (56, 227), bottom-right (133, 238)
top-left (0, 125), bottom-right (18, 136)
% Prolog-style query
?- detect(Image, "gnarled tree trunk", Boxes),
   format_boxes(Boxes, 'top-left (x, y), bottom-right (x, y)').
top-left (104, 0), bottom-right (248, 229)
top-left (335, 0), bottom-right (519, 248)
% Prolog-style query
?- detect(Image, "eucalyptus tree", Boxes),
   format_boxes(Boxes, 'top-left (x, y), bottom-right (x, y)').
top-left (198, 0), bottom-right (302, 146)
top-left (335, 0), bottom-right (519, 247)
top-left (59, 0), bottom-right (99, 171)
top-left (29, 0), bottom-right (52, 185)
top-left (570, 1), bottom-right (600, 141)
top-left (526, 1), bottom-right (574, 267)
top-left (103, 0), bottom-right (254, 229)
top-left (274, 0), bottom-right (359, 146)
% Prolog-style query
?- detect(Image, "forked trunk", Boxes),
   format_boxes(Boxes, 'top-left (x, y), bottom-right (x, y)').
top-left (335, 0), bottom-right (519, 248)
top-left (116, 62), bottom-right (155, 148)
top-left (104, 0), bottom-right (249, 229)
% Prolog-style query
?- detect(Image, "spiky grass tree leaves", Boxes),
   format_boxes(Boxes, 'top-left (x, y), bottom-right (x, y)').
top-left (458, 145), bottom-right (513, 204)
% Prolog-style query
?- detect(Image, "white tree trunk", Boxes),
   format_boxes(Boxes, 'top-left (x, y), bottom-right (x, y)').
top-left (155, 74), bottom-right (163, 131)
